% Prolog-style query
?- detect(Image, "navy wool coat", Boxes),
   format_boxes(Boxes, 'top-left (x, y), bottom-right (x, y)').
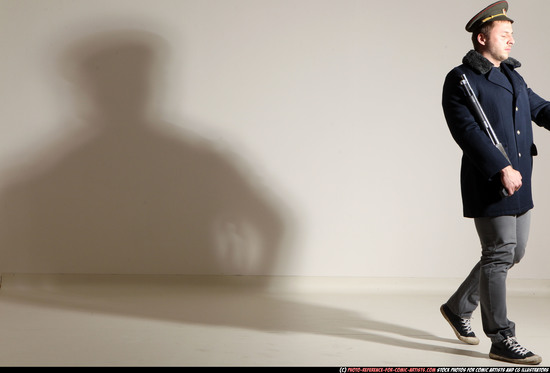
top-left (442, 50), bottom-right (550, 218)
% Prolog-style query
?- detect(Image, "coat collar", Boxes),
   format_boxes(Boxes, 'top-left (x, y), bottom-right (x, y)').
top-left (462, 49), bottom-right (521, 74)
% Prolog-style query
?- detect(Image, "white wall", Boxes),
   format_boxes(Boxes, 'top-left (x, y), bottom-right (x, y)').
top-left (1, 0), bottom-right (549, 278)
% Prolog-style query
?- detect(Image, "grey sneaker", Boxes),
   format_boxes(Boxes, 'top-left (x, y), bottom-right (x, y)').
top-left (440, 304), bottom-right (479, 345)
top-left (490, 336), bottom-right (542, 365)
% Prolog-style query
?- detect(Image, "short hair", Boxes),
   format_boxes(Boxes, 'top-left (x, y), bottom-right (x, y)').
top-left (471, 21), bottom-right (496, 49)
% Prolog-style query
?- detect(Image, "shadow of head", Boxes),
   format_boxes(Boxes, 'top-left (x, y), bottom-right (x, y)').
top-left (0, 29), bottom-right (293, 278)
top-left (59, 29), bottom-right (170, 123)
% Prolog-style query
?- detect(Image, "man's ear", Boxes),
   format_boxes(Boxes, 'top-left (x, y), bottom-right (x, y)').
top-left (477, 33), bottom-right (487, 46)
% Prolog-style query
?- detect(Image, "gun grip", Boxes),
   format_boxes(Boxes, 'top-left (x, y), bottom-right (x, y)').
top-left (500, 187), bottom-right (510, 198)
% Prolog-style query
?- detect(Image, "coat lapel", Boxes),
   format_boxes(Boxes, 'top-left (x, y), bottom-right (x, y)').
top-left (487, 67), bottom-right (513, 94)
top-left (500, 63), bottom-right (524, 97)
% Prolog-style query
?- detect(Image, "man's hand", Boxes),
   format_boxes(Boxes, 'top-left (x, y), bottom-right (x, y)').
top-left (500, 165), bottom-right (522, 196)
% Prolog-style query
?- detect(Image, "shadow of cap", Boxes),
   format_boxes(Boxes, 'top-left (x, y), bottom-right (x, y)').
top-left (57, 29), bottom-right (171, 85)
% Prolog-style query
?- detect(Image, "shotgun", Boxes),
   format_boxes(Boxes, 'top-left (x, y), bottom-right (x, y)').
top-left (459, 74), bottom-right (510, 198)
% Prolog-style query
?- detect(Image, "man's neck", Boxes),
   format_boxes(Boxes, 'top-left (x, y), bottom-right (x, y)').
top-left (481, 52), bottom-right (501, 67)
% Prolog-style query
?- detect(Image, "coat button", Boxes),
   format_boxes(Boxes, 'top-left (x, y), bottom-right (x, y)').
top-left (519, 153), bottom-right (522, 157)
top-left (516, 107), bottom-right (519, 111)
top-left (517, 130), bottom-right (521, 135)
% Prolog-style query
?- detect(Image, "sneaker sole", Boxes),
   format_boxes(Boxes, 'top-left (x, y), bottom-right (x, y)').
top-left (489, 352), bottom-right (542, 365)
top-left (440, 305), bottom-right (480, 345)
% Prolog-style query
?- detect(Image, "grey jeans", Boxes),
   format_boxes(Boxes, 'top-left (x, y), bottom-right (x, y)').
top-left (446, 210), bottom-right (531, 343)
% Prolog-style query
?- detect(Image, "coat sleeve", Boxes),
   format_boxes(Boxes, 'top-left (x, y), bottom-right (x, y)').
top-left (442, 69), bottom-right (511, 180)
top-left (528, 87), bottom-right (550, 130)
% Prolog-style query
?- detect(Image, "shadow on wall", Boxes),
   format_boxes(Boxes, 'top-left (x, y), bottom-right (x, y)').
top-left (0, 29), bottom-right (292, 276)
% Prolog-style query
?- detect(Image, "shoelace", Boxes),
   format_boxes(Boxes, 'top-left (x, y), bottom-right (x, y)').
top-left (503, 336), bottom-right (530, 356)
top-left (460, 318), bottom-right (474, 334)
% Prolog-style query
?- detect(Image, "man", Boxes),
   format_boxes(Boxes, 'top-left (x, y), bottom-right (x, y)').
top-left (441, 1), bottom-right (550, 365)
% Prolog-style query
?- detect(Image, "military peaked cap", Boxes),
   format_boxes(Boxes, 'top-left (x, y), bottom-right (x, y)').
top-left (465, 1), bottom-right (514, 32)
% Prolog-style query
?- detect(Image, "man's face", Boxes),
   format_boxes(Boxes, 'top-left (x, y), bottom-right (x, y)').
top-left (479, 21), bottom-right (515, 66)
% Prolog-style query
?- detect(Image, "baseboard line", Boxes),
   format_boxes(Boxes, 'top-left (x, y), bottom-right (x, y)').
top-left (1, 273), bottom-right (549, 296)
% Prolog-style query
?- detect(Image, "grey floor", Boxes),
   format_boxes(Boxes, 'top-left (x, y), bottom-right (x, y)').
top-left (0, 274), bottom-right (548, 367)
